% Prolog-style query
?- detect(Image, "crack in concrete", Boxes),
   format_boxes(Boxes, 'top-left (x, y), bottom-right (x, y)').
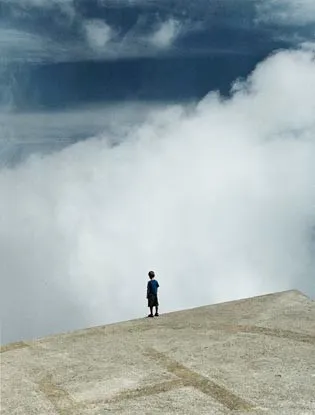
top-left (67, 348), bottom-right (255, 411)
top-left (6, 323), bottom-right (312, 413)
top-left (37, 374), bottom-right (86, 415)
top-left (145, 348), bottom-right (255, 411)
top-left (231, 325), bottom-right (315, 344)
top-left (98, 379), bottom-right (184, 404)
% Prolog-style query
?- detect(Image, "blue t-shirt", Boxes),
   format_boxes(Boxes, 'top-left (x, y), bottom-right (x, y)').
top-left (147, 279), bottom-right (159, 296)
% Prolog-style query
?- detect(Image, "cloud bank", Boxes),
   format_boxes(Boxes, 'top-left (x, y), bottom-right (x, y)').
top-left (2, 0), bottom-right (314, 64)
top-left (1, 48), bottom-right (315, 344)
top-left (0, 0), bottom-right (184, 63)
top-left (256, 0), bottom-right (315, 25)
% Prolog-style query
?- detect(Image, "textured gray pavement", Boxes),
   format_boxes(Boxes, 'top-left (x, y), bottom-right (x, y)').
top-left (1, 290), bottom-right (315, 414)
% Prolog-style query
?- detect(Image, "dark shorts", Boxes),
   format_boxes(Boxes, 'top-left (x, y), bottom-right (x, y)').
top-left (148, 294), bottom-right (159, 308)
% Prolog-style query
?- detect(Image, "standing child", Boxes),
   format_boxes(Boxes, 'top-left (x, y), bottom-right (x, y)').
top-left (147, 271), bottom-right (159, 317)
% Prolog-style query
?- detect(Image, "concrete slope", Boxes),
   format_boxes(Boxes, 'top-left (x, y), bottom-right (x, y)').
top-left (1, 290), bottom-right (315, 414)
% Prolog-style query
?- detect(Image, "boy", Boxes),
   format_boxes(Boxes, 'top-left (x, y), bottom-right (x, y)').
top-left (147, 270), bottom-right (159, 317)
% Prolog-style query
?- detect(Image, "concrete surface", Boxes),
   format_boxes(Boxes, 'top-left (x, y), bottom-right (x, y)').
top-left (1, 290), bottom-right (315, 414)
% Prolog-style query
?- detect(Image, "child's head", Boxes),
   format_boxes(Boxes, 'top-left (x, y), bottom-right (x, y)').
top-left (148, 270), bottom-right (155, 279)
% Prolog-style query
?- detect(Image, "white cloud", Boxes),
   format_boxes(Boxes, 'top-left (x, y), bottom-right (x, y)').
top-left (84, 19), bottom-right (114, 51)
top-left (1, 48), bottom-right (315, 344)
top-left (148, 19), bottom-right (181, 49)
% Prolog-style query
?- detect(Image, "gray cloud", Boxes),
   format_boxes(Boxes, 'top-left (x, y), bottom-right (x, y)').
top-left (0, 23), bottom-right (184, 64)
top-left (1, 0), bottom-right (75, 13)
top-left (1, 48), bottom-right (315, 344)
top-left (256, 0), bottom-right (315, 25)
top-left (3, 0), bottom-right (315, 65)
top-left (0, 0), bottom-right (187, 63)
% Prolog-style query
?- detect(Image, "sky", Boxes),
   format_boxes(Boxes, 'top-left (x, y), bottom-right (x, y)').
top-left (0, 0), bottom-right (315, 344)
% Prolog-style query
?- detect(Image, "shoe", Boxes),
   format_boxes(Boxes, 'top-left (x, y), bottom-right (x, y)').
top-left (155, 313), bottom-right (159, 317)
top-left (147, 314), bottom-right (154, 318)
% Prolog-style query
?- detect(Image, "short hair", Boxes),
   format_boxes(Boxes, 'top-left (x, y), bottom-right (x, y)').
top-left (148, 270), bottom-right (155, 278)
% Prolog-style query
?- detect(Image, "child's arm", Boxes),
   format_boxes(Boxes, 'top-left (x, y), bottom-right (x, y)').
top-left (146, 281), bottom-right (150, 298)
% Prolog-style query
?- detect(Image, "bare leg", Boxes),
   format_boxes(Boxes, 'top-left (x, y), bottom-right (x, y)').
top-left (155, 306), bottom-right (159, 316)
